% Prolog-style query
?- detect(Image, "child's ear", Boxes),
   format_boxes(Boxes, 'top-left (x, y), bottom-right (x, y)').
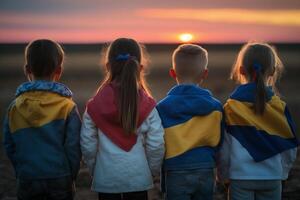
top-left (53, 66), bottom-right (62, 81)
top-left (169, 68), bottom-right (177, 79)
top-left (24, 64), bottom-right (31, 75)
top-left (202, 68), bottom-right (209, 79)
top-left (239, 66), bottom-right (246, 76)
top-left (24, 65), bottom-right (33, 81)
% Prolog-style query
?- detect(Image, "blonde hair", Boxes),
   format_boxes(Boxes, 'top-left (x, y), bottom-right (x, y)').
top-left (231, 42), bottom-right (284, 114)
top-left (172, 44), bottom-right (208, 80)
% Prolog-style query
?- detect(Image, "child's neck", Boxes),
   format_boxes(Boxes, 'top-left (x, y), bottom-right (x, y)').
top-left (177, 79), bottom-right (203, 86)
top-left (31, 76), bottom-right (56, 82)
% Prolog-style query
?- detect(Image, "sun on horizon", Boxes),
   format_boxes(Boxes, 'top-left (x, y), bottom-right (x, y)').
top-left (178, 33), bottom-right (195, 42)
top-left (178, 33), bottom-right (194, 43)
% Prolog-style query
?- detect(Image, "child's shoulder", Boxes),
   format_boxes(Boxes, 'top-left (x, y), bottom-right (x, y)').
top-left (157, 85), bottom-right (222, 109)
top-left (11, 81), bottom-right (77, 117)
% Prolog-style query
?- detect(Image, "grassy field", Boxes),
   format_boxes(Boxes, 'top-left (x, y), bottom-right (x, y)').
top-left (0, 43), bottom-right (299, 199)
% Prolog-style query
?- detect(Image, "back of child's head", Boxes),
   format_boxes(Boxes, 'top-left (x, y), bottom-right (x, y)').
top-left (101, 38), bottom-right (150, 134)
top-left (231, 42), bottom-right (284, 114)
top-left (25, 39), bottom-right (64, 79)
top-left (172, 44), bottom-right (208, 81)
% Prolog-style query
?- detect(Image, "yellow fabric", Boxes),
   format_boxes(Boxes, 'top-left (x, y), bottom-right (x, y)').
top-left (224, 96), bottom-right (293, 138)
top-left (9, 91), bottom-right (75, 133)
top-left (164, 111), bottom-right (222, 159)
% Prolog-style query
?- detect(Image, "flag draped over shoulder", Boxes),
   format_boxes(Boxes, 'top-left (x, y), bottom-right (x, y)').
top-left (224, 83), bottom-right (299, 162)
top-left (87, 83), bottom-right (156, 152)
top-left (157, 85), bottom-right (223, 169)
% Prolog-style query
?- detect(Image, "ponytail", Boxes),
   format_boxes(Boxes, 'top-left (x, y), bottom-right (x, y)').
top-left (103, 38), bottom-right (149, 135)
top-left (231, 42), bottom-right (283, 115)
top-left (254, 63), bottom-right (267, 114)
top-left (119, 58), bottom-right (139, 135)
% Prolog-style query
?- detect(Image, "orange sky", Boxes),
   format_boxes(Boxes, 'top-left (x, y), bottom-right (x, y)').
top-left (1, 0), bottom-right (300, 43)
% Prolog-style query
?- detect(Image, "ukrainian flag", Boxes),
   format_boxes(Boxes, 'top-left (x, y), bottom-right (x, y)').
top-left (157, 85), bottom-right (223, 169)
top-left (225, 83), bottom-right (299, 162)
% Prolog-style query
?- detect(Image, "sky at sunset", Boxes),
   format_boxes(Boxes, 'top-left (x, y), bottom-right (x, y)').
top-left (1, 0), bottom-right (300, 43)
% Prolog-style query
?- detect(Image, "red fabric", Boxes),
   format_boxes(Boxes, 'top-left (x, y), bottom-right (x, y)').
top-left (87, 83), bottom-right (156, 151)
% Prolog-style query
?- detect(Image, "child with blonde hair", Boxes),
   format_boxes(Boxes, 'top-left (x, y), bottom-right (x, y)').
top-left (157, 44), bottom-right (224, 200)
top-left (218, 42), bottom-right (299, 200)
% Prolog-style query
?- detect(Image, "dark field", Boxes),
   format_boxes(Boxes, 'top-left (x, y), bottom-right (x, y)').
top-left (0, 43), bottom-right (299, 199)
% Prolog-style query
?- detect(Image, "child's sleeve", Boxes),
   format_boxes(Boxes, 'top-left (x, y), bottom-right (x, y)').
top-left (144, 108), bottom-right (165, 176)
top-left (3, 109), bottom-right (17, 176)
top-left (281, 106), bottom-right (299, 179)
top-left (80, 110), bottom-right (98, 176)
top-left (281, 147), bottom-right (297, 180)
top-left (216, 127), bottom-right (232, 182)
top-left (64, 106), bottom-right (82, 180)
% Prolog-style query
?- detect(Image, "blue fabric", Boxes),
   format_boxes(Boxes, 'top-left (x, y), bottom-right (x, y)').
top-left (3, 110), bottom-right (17, 174)
top-left (11, 118), bottom-right (78, 179)
top-left (3, 105), bottom-right (81, 180)
top-left (16, 80), bottom-right (73, 97)
top-left (229, 83), bottom-right (274, 103)
top-left (253, 62), bottom-right (262, 73)
top-left (165, 168), bottom-right (214, 200)
top-left (11, 120), bottom-right (70, 179)
top-left (157, 84), bottom-right (222, 128)
top-left (226, 83), bottom-right (299, 162)
top-left (230, 180), bottom-right (281, 200)
top-left (228, 126), bottom-right (299, 162)
top-left (64, 108), bottom-right (82, 179)
top-left (115, 53), bottom-right (131, 61)
top-left (157, 84), bottom-right (223, 171)
top-left (164, 147), bottom-right (216, 170)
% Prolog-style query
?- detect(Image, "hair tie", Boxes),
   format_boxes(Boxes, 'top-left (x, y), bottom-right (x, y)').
top-left (253, 62), bottom-right (262, 72)
top-left (116, 53), bottom-right (131, 61)
top-left (253, 62), bottom-right (262, 81)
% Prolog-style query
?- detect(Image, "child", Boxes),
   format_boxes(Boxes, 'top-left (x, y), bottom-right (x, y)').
top-left (218, 42), bottom-right (299, 200)
top-left (80, 38), bottom-right (165, 200)
top-left (3, 39), bottom-right (82, 199)
top-left (156, 44), bottom-right (224, 200)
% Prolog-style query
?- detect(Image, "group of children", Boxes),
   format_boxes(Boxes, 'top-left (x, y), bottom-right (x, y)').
top-left (3, 38), bottom-right (298, 200)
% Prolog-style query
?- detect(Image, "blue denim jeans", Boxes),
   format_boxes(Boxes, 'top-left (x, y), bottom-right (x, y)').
top-left (165, 168), bottom-right (214, 200)
top-left (17, 176), bottom-right (74, 200)
top-left (230, 180), bottom-right (281, 200)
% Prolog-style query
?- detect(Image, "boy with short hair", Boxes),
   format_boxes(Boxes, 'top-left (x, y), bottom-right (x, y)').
top-left (157, 44), bottom-right (223, 200)
top-left (3, 39), bottom-right (81, 200)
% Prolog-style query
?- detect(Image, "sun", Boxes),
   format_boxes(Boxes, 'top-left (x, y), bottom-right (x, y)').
top-left (178, 33), bottom-right (194, 43)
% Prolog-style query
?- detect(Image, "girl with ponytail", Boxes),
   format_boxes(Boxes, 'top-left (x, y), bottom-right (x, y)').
top-left (218, 42), bottom-right (298, 200)
top-left (80, 38), bottom-right (165, 200)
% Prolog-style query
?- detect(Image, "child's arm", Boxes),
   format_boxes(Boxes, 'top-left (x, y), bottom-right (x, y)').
top-left (3, 111), bottom-right (17, 176)
top-left (216, 128), bottom-right (231, 183)
top-left (281, 147), bottom-right (297, 179)
top-left (144, 108), bottom-right (165, 176)
top-left (281, 106), bottom-right (298, 179)
top-left (80, 111), bottom-right (98, 176)
top-left (64, 106), bottom-right (82, 180)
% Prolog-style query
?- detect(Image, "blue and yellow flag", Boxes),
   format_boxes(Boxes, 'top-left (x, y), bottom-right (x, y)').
top-left (157, 84), bottom-right (223, 170)
top-left (224, 83), bottom-right (299, 162)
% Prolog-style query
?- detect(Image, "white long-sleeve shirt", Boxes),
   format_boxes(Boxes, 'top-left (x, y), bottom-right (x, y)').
top-left (80, 108), bottom-right (165, 193)
top-left (218, 131), bottom-right (297, 181)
